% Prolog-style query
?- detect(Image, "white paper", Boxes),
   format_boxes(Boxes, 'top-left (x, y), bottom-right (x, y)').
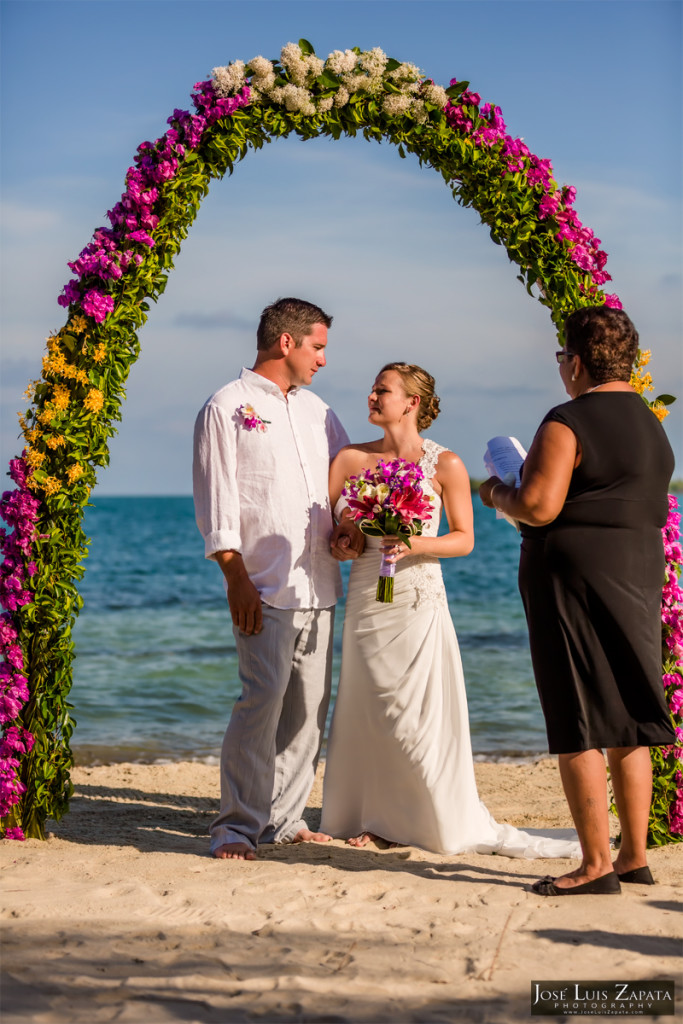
top-left (484, 435), bottom-right (527, 486)
top-left (483, 436), bottom-right (527, 530)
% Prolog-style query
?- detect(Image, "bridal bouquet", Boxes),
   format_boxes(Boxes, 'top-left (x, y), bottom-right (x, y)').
top-left (342, 459), bottom-right (434, 602)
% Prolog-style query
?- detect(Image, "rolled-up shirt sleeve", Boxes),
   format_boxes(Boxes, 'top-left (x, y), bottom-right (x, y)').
top-left (193, 401), bottom-right (242, 560)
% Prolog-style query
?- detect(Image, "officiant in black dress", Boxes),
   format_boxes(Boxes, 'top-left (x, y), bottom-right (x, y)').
top-left (480, 305), bottom-right (675, 896)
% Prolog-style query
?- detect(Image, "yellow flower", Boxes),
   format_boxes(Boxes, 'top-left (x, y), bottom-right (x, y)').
top-left (66, 464), bottom-right (84, 485)
top-left (652, 402), bottom-right (669, 422)
top-left (635, 348), bottom-right (651, 369)
top-left (70, 315), bottom-right (89, 334)
top-left (630, 369), bottom-right (653, 395)
top-left (52, 384), bottom-right (71, 411)
top-left (62, 363), bottom-right (79, 380)
top-left (45, 435), bottom-right (66, 450)
top-left (25, 449), bottom-right (46, 468)
top-left (83, 388), bottom-right (104, 414)
top-left (41, 476), bottom-right (61, 496)
top-left (38, 409), bottom-right (54, 426)
top-left (43, 351), bottom-right (68, 377)
top-left (92, 343), bottom-right (107, 363)
top-left (25, 428), bottom-right (41, 444)
top-left (23, 380), bottom-right (39, 401)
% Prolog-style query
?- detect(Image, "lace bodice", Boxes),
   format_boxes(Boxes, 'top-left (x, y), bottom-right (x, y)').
top-left (340, 439), bottom-right (450, 609)
top-left (415, 439), bottom-right (445, 537)
top-left (402, 439), bottom-right (448, 606)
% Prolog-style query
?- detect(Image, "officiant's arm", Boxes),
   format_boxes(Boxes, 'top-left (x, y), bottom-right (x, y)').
top-left (479, 421), bottom-right (578, 526)
top-left (382, 451), bottom-right (474, 563)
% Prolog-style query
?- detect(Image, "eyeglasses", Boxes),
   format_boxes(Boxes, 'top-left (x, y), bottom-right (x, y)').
top-left (555, 351), bottom-right (577, 364)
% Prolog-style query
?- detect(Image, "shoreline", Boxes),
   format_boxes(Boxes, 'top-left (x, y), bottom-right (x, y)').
top-left (2, 758), bottom-right (681, 1023)
top-left (70, 746), bottom-right (554, 769)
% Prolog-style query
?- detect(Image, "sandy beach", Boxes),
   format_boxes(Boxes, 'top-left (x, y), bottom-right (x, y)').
top-left (1, 758), bottom-right (680, 1023)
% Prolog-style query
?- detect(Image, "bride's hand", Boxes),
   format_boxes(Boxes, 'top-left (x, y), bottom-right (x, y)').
top-left (380, 535), bottom-right (412, 563)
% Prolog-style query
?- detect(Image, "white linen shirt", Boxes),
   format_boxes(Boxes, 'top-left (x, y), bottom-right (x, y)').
top-left (193, 368), bottom-right (349, 610)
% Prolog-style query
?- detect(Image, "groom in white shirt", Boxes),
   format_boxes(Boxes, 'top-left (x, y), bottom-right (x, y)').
top-left (193, 297), bottom-right (356, 859)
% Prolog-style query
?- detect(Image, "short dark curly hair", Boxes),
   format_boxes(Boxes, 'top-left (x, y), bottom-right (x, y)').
top-left (256, 297), bottom-right (332, 351)
top-left (564, 306), bottom-right (638, 383)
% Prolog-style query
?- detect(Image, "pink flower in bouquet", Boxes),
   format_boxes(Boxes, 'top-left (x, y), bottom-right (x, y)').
top-left (342, 458), bottom-right (434, 602)
top-left (389, 484), bottom-right (434, 524)
top-left (346, 489), bottom-right (380, 521)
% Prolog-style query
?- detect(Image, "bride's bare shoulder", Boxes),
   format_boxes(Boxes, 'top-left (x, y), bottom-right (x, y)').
top-left (333, 441), bottom-right (383, 471)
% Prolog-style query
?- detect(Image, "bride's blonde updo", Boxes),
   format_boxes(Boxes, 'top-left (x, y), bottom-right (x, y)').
top-left (381, 362), bottom-right (441, 432)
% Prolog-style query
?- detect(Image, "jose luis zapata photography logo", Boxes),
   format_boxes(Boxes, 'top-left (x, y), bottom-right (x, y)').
top-left (531, 980), bottom-right (676, 1016)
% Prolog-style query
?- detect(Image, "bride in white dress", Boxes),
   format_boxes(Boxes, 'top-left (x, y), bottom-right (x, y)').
top-left (321, 363), bottom-right (579, 859)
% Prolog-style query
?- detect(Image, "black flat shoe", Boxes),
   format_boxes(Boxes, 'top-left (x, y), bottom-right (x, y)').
top-left (617, 866), bottom-right (655, 885)
top-left (531, 871), bottom-right (621, 896)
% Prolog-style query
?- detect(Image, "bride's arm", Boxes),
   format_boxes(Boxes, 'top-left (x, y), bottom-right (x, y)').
top-left (329, 447), bottom-right (366, 560)
top-left (329, 447), bottom-right (357, 509)
top-left (382, 451), bottom-right (474, 562)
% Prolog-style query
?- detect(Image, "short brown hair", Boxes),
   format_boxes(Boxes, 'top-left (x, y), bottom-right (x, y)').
top-left (564, 306), bottom-right (639, 383)
top-left (381, 362), bottom-right (441, 432)
top-left (256, 297), bottom-right (333, 351)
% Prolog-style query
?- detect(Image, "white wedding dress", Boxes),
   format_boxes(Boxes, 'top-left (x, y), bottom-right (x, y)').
top-left (321, 440), bottom-right (580, 859)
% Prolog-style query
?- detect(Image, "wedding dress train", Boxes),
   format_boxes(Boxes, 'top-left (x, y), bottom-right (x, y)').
top-left (321, 440), bottom-right (580, 859)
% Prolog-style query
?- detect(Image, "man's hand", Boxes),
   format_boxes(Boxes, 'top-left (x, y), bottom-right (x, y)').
top-left (330, 518), bottom-right (365, 561)
top-left (215, 551), bottom-right (263, 635)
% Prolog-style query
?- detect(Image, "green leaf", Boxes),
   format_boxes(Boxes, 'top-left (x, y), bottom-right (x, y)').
top-left (317, 70), bottom-right (340, 89)
top-left (385, 58), bottom-right (401, 72)
top-left (655, 394), bottom-right (676, 406)
top-left (298, 38), bottom-right (315, 55)
top-left (445, 81), bottom-right (469, 99)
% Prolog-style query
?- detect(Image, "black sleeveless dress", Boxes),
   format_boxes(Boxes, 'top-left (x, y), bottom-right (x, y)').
top-left (518, 392), bottom-right (676, 754)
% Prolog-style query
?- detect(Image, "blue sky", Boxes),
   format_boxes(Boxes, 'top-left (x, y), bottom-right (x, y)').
top-left (1, 0), bottom-right (681, 493)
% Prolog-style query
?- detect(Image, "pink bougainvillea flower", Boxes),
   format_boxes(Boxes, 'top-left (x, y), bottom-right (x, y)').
top-left (3, 827), bottom-right (26, 841)
top-left (81, 289), bottom-right (115, 324)
top-left (0, 725), bottom-right (34, 756)
top-left (57, 279), bottom-right (81, 308)
top-left (603, 294), bottom-right (623, 309)
top-left (127, 230), bottom-right (155, 247)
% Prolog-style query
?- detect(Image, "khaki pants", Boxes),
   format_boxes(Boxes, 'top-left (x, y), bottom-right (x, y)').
top-left (210, 605), bottom-right (334, 853)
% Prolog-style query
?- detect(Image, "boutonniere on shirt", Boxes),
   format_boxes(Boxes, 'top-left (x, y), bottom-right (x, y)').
top-left (237, 404), bottom-right (270, 433)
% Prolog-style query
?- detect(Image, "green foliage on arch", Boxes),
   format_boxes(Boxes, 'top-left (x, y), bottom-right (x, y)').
top-left (1, 41), bottom-right (680, 842)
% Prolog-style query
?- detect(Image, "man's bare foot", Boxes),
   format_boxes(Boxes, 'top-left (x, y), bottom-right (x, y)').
top-left (292, 828), bottom-right (332, 844)
top-left (213, 842), bottom-right (256, 860)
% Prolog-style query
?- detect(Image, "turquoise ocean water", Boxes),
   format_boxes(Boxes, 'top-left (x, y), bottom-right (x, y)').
top-left (70, 496), bottom-right (548, 765)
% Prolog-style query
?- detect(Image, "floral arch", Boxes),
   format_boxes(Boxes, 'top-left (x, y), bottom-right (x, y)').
top-left (1, 41), bottom-right (681, 841)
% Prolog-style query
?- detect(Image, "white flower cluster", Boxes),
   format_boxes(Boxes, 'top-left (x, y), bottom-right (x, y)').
top-left (212, 60), bottom-right (247, 97)
top-left (280, 42), bottom-right (324, 85)
top-left (211, 43), bottom-right (448, 122)
top-left (337, 46), bottom-right (388, 98)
